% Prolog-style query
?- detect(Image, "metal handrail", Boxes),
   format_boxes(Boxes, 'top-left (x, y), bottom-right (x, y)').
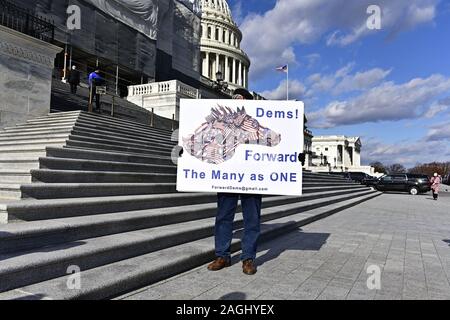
top-left (0, 0), bottom-right (54, 42)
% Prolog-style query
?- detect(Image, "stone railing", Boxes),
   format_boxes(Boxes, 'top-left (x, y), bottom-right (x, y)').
top-left (128, 80), bottom-right (200, 99)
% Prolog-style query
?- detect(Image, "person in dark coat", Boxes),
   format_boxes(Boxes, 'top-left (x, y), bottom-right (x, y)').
top-left (207, 88), bottom-right (263, 276)
top-left (68, 65), bottom-right (81, 94)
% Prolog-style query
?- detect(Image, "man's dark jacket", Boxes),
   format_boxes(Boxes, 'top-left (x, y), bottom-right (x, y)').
top-left (68, 70), bottom-right (81, 85)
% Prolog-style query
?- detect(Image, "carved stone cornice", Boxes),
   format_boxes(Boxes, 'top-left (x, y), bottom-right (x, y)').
top-left (0, 25), bottom-right (62, 68)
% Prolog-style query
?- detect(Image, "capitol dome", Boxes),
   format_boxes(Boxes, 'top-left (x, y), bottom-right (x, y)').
top-left (200, 0), bottom-right (250, 89)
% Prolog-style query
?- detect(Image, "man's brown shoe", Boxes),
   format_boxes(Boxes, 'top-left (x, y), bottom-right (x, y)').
top-left (242, 259), bottom-right (257, 275)
top-left (207, 257), bottom-right (231, 271)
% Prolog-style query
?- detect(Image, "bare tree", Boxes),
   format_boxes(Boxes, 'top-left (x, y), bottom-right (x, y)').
top-left (370, 161), bottom-right (387, 174)
top-left (388, 163), bottom-right (406, 174)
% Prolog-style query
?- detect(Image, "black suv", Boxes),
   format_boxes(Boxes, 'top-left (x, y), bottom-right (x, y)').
top-left (329, 172), bottom-right (372, 183)
top-left (375, 174), bottom-right (431, 195)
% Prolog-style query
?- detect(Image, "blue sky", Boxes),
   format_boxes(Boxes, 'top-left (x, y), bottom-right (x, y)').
top-left (227, 0), bottom-right (450, 167)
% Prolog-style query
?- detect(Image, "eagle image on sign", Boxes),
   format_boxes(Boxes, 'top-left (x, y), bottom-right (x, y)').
top-left (183, 105), bottom-right (282, 165)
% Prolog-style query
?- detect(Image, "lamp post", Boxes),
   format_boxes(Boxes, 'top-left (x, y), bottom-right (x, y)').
top-left (213, 71), bottom-right (228, 93)
top-left (320, 152), bottom-right (324, 166)
top-left (334, 157), bottom-right (337, 169)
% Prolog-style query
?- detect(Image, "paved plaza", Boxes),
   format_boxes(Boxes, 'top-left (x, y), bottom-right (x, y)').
top-left (120, 191), bottom-right (450, 300)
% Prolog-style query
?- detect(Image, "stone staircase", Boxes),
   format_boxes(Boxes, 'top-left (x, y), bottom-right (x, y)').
top-left (0, 111), bottom-right (380, 300)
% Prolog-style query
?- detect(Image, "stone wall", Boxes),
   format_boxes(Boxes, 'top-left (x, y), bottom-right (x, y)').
top-left (0, 26), bottom-right (61, 129)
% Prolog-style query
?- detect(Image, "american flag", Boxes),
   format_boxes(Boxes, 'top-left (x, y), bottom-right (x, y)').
top-left (276, 65), bottom-right (288, 73)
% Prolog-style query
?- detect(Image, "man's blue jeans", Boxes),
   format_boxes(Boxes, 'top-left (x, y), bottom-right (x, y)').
top-left (215, 193), bottom-right (262, 261)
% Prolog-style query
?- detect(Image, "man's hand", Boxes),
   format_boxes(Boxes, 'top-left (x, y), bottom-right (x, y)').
top-left (298, 153), bottom-right (306, 166)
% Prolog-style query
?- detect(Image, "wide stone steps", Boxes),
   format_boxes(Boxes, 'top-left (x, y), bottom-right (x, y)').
top-left (0, 125), bottom-right (75, 134)
top-left (74, 114), bottom-right (174, 141)
top-left (66, 140), bottom-right (172, 157)
top-left (18, 183), bottom-right (364, 200)
top-left (0, 158), bottom-right (40, 170)
top-left (71, 127), bottom-right (177, 147)
top-left (0, 111), bottom-right (380, 299)
top-left (20, 183), bottom-right (178, 199)
top-left (0, 184), bottom-right (22, 200)
top-left (39, 157), bottom-right (177, 174)
top-left (0, 189), bottom-right (377, 293)
top-left (2, 187), bottom-right (368, 222)
top-left (0, 191), bottom-right (380, 299)
top-left (0, 141), bottom-right (66, 152)
top-left (76, 112), bottom-right (172, 136)
top-left (0, 188), bottom-right (372, 252)
top-left (5, 120), bottom-right (80, 130)
top-left (47, 147), bottom-right (174, 166)
top-left (0, 131), bottom-right (72, 140)
top-left (72, 122), bottom-right (175, 146)
top-left (0, 150), bottom-right (48, 161)
top-left (30, 169), bottom-right (176, 184)
top-left (68, 134), bottom-right (173, 153)
top-left (0, 170), bottom-right (34, 184)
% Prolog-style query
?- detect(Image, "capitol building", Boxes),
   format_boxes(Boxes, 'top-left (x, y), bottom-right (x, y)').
top-left (199, 0), bottom-right (250, 90)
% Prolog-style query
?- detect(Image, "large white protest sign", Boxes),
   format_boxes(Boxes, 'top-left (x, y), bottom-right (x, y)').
top-left (177, 99), bottom-right (304, 196)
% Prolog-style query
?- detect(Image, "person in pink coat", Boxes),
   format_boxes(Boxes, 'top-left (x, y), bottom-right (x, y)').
top-left (430, 173), bottom-right (441, 200)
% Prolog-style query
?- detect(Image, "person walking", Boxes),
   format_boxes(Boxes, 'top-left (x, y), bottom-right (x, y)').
top-left (88, 69), bottom-right (104, 112)
top-left (431, 173), bottom-right (442, 200)
top-left (207, 88), bottom-right (262, 276)
top-left (68, 65), bottom-right (81, 94)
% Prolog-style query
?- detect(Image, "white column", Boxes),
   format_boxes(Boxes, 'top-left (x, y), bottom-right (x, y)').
top-left (215, 53), bottom-right (220, 79)
top-left (238, 60), bottom-right (242, 86)
top-left (243, 65), bottom-right (247, 89)
top-left (246, 68), bottom-right (249, 88)
top-left (225, 56), bottom-right (229, 83)
top-left (232, 58), bottom-right (236, 84)
top-left (224, 29), bottom-right (229, 44)
top-left (202, 24), bottom-right (207, 38)
top-left (204, 52), bottom-right (210, 78)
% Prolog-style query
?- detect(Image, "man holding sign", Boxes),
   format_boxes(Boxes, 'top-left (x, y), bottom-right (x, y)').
top-left (177, 88), bottom-right (304, 276)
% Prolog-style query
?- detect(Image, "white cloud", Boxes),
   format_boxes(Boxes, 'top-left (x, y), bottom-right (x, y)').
top-left (426, 122), bottom-right (450, 142)
top-left (240, 0), bottom-right (438, 78)
top-left (424, 101), bottom-right (450, 118)
top-left (363, 138), bottom-right (450, 167)
top-left (333, 68), bottom-right (392, 94)
top-left (260, 79), bottom-right (306, 100)
top-left (306, 63), bottom-right (391, 96)
top-left (231, 0), bottom-right (244, 25)
top-left (309, 74), bottom-right (450, 128)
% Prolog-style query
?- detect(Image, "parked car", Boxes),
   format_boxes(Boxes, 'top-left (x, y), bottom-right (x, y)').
top-left (347, 172), bottom-right (373, 183)
top-left (361, 175), bottom-right (380, 187)
top-left (329, 172), bottom-right (373, 183)
top-left (374, 174), bottom-right (431, 195)
top-left (443, 174), bottom-right (450, 186)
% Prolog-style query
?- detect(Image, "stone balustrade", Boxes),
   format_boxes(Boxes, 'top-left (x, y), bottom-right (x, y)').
top-left (128, 80), bottom-right (200, 99)
top-left (127, 80), bottom-right (200, 121)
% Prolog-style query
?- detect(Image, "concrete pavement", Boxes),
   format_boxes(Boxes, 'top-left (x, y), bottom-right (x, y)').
top-left (119, 192), bottom-right (450, 300)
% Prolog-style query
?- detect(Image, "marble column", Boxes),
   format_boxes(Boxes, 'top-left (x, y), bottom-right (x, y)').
top-left (238, 60), bottom-right (242, 86)
top-left (225, 56), bottom-right (229, 82)
top-left (232, 58), bottom-right (236, 85)
top-left (204, 51), bottom-right (210, 78)
top-left (215, 53), bottom-right (220, 79)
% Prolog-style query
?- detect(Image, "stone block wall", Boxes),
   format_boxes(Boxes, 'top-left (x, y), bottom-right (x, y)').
top-left (0, 25), bottom-right (62, 129)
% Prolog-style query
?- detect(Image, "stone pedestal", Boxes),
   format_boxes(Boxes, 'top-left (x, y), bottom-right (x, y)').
top-left (0, 25), bottom-right (62, 129)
